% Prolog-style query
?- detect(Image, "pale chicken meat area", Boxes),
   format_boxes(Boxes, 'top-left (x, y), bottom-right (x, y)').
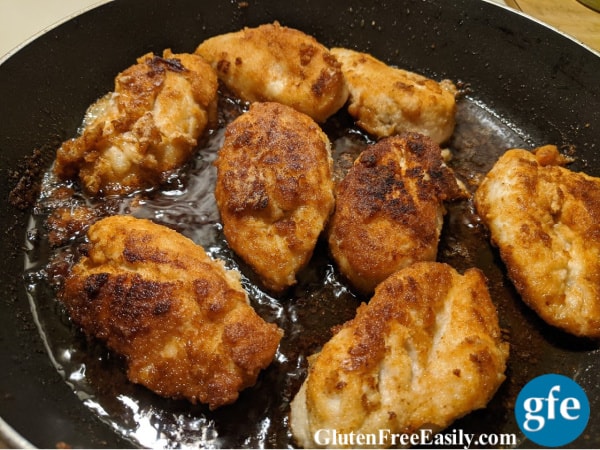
top-left (58, 215), bottom-right (283, 409)
top-left (474, 145), bottom-right (600, 337)
top-left (196, 22), bottom-right (348, 123)
top-left (327, 132), bottom-right (466, 294)
top-left (214, 102), bottom-right (335, 294)
top-left (290, 262), bottom-right (508, 449)
top-left (54, 50), bottom-right (218, 196)
top-left (331, 47), bottom-right (457, 144)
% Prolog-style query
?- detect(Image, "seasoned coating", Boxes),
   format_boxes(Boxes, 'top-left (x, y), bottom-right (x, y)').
top-left (474, 145), bottom-right (600, 337)
top-left (195, 22), bottom-right (348, 122)
top-left (327, 133), bottom-right (466, 294)
top-left (215, 102), bottom-right (335, 294)
top-left (330, 47), bottom-right (457, 144)
top-left (54, 50), bottom-right (218, 196)
top-left (290, 262), bottom-right (508, 449)
top-left (58, 215), bottom-right (283, 409)
top-left (46, 205), bottom-right (102, 248)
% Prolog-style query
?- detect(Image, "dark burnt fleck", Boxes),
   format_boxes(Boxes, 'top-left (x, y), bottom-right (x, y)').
top-left (217, 59), bottom-right (231, 75)
top-left (84, 273), bottom-right (109, 300)
top-left (8, 148), bottom-right (47, 211)
top-left (149, 56), bottom-right (187, 73)
top-left (153, 300), bottom-right (172, 315)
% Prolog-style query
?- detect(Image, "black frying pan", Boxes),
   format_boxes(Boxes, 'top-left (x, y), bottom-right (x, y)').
top-left (1, 0), bottom-right (599, 448)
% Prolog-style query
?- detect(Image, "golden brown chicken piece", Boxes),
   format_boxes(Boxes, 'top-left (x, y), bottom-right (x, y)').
top-left (330, 47), bottom-right (457, 144)
top-left (474, 145), bottom-right (600, 338)
top-left (214, 102), bottom-right (335, 294)
top-left (327, 133), bottom-right (466, 294)
top-left (54, 50), bottom-right (218, 196)
top-left (58, 215), bottom-right (283, 409)
top-left (195, 22), bottom-right (348, 123)
top-left (290, 262), bottom-right (508, 449)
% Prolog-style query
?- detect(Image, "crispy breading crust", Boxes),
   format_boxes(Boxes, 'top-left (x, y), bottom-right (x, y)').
top-left (331, 47), bottom-right (457, 144)
top-left (215, 102), bottom-right (335, 294)
top-left (54, 50), bottom-right (218, 195)
top-left (327, 133), bottom-right (466, 294)
top-left (58, 215), bottom-right (283, 409)
top-left (290, 262), bottom-right (508, 449)
top-left (196, 22), bottom-right (348, 122)
top-left (474, 145), bottom-right (600, 337)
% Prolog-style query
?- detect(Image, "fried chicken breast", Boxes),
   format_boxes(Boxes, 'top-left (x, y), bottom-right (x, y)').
top-left (54, 50), bottom-right (218, 196)
top-left (58, 215), bottom-right (283, 409)
top-left (474, 145), bottom-right (600, 337)
top-left (290, 262), bottom-right (508, 449)
top-left (214, 102), bottom-right (335, 294)
top-left (327, 133), bottom-right (466, 294)
top-left (330, 47), bottom-right (457, 144)
top-left (195, 22), bottom-right (348, 122)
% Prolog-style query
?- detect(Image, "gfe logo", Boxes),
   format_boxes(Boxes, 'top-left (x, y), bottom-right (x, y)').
top-left (515, 374), bottom-right (590, 447)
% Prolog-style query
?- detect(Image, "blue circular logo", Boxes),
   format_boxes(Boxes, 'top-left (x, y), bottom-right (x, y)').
top-left (515, 374), bottom-right (590, 447)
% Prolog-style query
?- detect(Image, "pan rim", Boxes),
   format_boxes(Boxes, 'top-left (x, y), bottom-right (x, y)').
top-left (0, 416), bottom-right (35, 449)
top-left (0, 0), bottom-right (112, 65)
